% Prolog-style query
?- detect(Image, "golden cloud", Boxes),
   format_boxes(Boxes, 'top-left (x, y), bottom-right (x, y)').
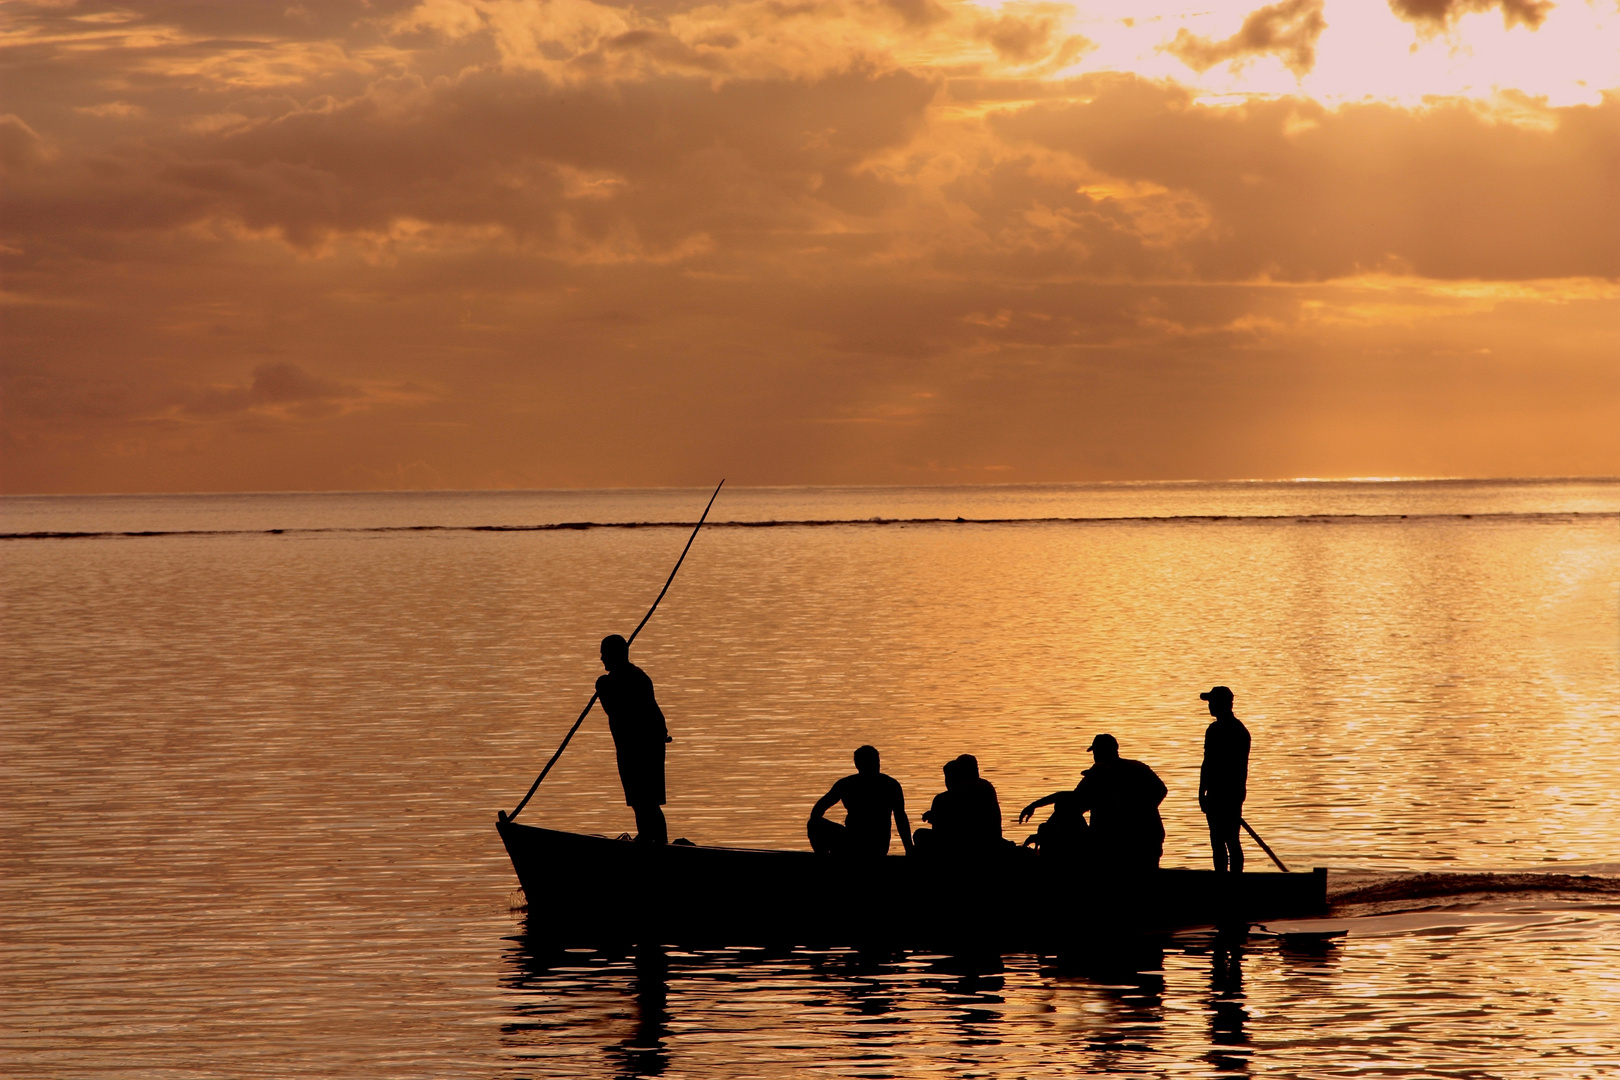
top-left (1166, 0), bottom-right (1327, 76)
top-left (0, 0), bottom-right (1615, 492)
top-left (1388, 0), bottom-right (1553, 32)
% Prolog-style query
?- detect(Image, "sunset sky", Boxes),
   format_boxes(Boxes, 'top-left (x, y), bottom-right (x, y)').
top-left (2, 0), bottom-right (1616, 493)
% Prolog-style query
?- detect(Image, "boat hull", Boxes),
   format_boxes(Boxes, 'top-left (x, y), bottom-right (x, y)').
top-left (497, 820), bottom-right (1327, 949)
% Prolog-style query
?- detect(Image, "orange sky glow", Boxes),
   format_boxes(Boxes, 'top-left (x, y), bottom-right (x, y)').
top-left (2, 0), bottom-right (1616, 492)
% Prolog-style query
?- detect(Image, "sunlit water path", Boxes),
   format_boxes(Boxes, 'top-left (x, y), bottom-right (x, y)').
top-left (3, 480), bottom-right (1617, 1077)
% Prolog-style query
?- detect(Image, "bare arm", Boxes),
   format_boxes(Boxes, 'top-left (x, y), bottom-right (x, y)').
top-left (809, 781), bottom-right (842, 824)
top-left (894, 804), bottom-right (914, 855)
top-left (1018, 791), bottom-right (1066, 824)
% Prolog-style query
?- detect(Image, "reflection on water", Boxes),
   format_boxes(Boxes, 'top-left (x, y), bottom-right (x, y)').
top-left (2, 481), bottom-right (1617, 1077)
top-left (1204, 930), bottom-right (1253, 1073)
top-left (493, 906), bottom-right (1617, 1078)
top-left (505, 945), bottom-right (675, 1078)
top-left (620, 949), bottom-right (672, 1077)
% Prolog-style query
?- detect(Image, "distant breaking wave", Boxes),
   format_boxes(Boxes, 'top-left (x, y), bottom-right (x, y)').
top-left (2, 510), bottom-right (1613, 541)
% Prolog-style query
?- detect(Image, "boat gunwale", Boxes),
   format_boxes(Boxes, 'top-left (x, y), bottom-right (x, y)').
top-left (497, 817), bottom-right (1325, 880)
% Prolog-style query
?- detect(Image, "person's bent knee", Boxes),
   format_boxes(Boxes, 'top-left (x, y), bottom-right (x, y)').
top-left (808, 816), bottom-right (844, 855)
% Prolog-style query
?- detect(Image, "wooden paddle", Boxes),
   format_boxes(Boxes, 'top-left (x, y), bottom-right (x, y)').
top-left (503, 480), bottom-right (725, 822)
top-left (1241, 817), bottom-right (1291, 873)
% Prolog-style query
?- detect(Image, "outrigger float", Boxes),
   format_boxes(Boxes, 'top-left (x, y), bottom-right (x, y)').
top-left (496, 817), bottom-right (1327, 948)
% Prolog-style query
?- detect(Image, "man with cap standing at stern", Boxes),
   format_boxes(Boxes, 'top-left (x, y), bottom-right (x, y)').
top-left (1199, 686), bottom-right (1250, 872)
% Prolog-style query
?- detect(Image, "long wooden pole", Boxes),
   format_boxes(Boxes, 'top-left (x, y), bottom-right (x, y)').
top-left (1241, 817), bottom-right (1290, 873)
top-left (504, 480), bottom-right (724, 822)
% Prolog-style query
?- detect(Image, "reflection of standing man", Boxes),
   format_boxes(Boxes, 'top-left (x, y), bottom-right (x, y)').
top-left (596, 634), bottom-right (671, 845)
top-left (1199, 686), bottom-right (1250, 873)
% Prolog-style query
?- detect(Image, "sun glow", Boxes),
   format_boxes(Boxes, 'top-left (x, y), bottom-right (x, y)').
top-left (973, 0), bottom-right (1617, 106)
top-left (1, 0), bottom-right (1615, 492)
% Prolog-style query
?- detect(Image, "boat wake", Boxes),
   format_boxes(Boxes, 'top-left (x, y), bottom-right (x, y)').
top-left (1328, 870), bottom-right (1620, 917)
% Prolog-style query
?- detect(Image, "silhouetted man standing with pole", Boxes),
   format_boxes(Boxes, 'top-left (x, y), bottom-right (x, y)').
top-left (1199, 686), bottom-right (1250, 873)
top-left (596, 634), bottom-right (670, 844)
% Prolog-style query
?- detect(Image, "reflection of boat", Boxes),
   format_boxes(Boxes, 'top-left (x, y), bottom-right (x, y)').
top-left (496, 818), bottom-right (1327, 948)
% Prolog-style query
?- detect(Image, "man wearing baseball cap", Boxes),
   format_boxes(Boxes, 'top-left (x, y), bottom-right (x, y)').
top-left (1199, 686), bottom-right (1251, 872)
top-left (1021, 732), bottom-right (1166, 871)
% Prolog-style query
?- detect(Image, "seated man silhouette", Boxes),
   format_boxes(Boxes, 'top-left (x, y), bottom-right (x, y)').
top-left (955, 754), bottom-right (1005, 850)
top-left (1016, 789), bottom-right (1088, 859)
top-left (914, 754), bottom-right (1004, 855)
top-left (807, 745), bottom-right (914, 857)
top-left (1020, 733), bottom-right (1166, 870)
top-left (912, 756), bottom-right (967, 853)
top-left (1076, 733), bottom-right (1167, 870)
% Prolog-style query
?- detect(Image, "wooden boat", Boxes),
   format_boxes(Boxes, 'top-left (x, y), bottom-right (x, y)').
top-left (497, 817), bottom-right (1327, 949)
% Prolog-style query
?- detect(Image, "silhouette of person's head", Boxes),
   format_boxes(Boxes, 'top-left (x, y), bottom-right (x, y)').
top-left (942, 757), bottom-right (964, 790)
top-left (853, 745), bottom-right (880, 774)
top-left (1087, 733), bottom-right (1120, 763)
top-left (1201, 685), bottom-right (1235, 717)
top-left (954, 754), bottom-right (980, 781)
top-left (600, 634), bottom-right (630, 672)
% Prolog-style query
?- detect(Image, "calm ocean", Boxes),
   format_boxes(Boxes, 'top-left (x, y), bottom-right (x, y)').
top-left (3, 480), bottom-right (1618, 1077)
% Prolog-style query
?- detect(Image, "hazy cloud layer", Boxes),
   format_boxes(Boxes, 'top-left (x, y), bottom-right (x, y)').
top-left (2, 0), bottom-right (1615, 491)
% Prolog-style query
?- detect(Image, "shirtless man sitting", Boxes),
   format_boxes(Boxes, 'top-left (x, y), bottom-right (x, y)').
top-left (807, 745), bottom-right (915, 857)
